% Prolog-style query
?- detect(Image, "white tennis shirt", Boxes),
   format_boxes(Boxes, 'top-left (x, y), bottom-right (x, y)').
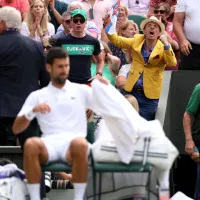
top-left (18, 81), bottom-right (92, 138)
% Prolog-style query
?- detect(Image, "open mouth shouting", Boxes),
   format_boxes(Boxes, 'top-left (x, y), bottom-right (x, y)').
top-left (149, 31), bottom-right (155, 36)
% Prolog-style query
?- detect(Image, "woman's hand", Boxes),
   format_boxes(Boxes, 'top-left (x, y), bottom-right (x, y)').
top-left (31, 21), bottom-right (38, 33)
top-left (29, 17), bottom-right (40, 38)
top-left (116, 20), bottom-right (123, 32)
top-left (36, 18), bottom-right (43, 36)
top-left (102, 13), bottom-right (110, 27)
top-left (33, 17), bottom-right (40, 31)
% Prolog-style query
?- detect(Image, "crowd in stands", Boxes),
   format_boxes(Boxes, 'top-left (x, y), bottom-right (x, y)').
top-left (0, 0), bottom-right (200, 199)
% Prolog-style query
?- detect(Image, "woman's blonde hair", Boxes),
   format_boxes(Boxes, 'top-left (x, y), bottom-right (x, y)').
top-left (118, 20), bottom-right (138, 36)
top-left (125, 95), bottom-right (139, 113)
top-left (118, 4), bottom-right (128, 19)
top-left (27, 0), bottom-right (49, 35)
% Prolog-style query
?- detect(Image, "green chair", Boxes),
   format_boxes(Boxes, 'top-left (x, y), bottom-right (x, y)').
top-left (92, 160), bottom-right (153, 200)
top-left (92, 136), bottom-right (155, 200)
top-left (41, 121), bottom-right (95, 174)
top-left (128, 15), bottom-right (146, 34)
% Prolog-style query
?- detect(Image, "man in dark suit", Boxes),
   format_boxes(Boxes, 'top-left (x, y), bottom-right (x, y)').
top-left (0, 6), bottom-right (49, 146)
top-left (0, 6), bottom-right (49, 200)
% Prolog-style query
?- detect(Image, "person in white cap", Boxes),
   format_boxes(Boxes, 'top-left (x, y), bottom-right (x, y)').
top-left (104, 15), bottom-right (177, 122)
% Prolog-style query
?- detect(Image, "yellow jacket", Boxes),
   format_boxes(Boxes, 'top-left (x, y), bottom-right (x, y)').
top-left (107, 33), bottom-right (177, 99)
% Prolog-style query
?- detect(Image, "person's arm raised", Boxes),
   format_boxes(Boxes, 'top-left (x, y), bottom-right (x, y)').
top-left (103, 13), bottom-right (135, 50)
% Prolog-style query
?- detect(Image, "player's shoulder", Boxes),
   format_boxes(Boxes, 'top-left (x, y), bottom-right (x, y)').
top-left (28, 86), bottom-right (49, 99)
top-left (70, 81), bottom-right (92, 94)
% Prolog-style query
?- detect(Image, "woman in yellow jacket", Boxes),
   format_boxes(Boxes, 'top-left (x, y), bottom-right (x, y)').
top-left (105, 16), bottom-right (177, 120)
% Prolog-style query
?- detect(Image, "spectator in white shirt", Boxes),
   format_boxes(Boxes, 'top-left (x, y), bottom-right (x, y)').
top-left (173, 0), bottom-right (200, 70)
top-left (21, 0), bottom-right (55, 43)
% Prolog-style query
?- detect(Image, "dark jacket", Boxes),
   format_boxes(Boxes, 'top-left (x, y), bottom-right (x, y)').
top-left (0, 30), bottom-right (49, 117)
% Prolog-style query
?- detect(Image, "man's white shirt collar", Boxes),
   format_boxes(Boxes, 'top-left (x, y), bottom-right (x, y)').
top-left (47, 80), bottom-right (71, 92)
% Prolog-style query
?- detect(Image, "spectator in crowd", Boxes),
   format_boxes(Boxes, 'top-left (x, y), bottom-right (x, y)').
top-left (56, 9), bottom-right (104, 84)
top-left (118, 20), bottom-right (139, 38)
top-left (105, 16), bottom-right (177, 120)
top-left (173, 0), bottom-right (200, 70)
top-left (153, 3), bottom-right (178, 51)
top-left (21, 0), bottom-right (55, 44)
top-left (116, 4), bottom-right (129, 33)
top-left (147, 0), bottom-right (177, 22)
top-left (0, 6), bottom-right (49, 199)
top-left (101, 4), bottom-right (129, 42)
top-left (51, 11), bottom-right (71, 39)
top-left (91, 41), bottom-right (121, 86)
top-left (0, 6), bottom-right (49, 145)
top-left (153, 2), bottom-right (179, 70)
top-left (116, 51), bottom-right (132, 90)
top-left (108, 20), bottom-right (138, 68)
top-left (12, 47), bottom-right (108, 200)
top-left (183, 83), bottom-right (200, 200)
top-left (121, 0), bottom-right (150, 16)
top-left (28, 0), bottom-right (68, 31)
top-left (45, 0), bottom-right (68, 31)
top-left (57, 1), bottom-right (98, 38)
top-left (0, 0), bottom-right (29, 20)
top-left (78, 0), bottom-right (113, 37)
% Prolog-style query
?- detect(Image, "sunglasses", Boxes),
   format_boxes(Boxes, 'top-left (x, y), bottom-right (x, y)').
top-left (154, 10), bottom-right (166, 14)
top-left (64, 20), bottom-right (70, 24)
top-left (72, 18), bottom-right (85, 24)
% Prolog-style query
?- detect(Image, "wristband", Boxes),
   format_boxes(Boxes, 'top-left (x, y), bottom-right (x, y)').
top-left (96, 72), bottom-right (102, 76)
top-left (25, 110), bottom-right (37, 121)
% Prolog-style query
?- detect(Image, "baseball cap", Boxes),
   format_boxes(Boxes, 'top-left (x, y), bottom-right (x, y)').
top-left (71, 9), bottom-right (87, 20)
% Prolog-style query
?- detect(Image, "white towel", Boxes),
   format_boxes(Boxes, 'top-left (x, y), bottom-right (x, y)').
top-left (91, 80), bottom-right (151, 163)
top-left (91, 80), bottom-right (179, 166)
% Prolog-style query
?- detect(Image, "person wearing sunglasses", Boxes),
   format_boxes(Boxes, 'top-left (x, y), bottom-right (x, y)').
top-left (56, 1), bottom-right (98, 38)
top-left (153, 2), bottom-right (179, 70)
top-left (56, 9), bottom-right (104, 85)
top-left (147, 0), bottom-right (177, 22)
top-left (51, 11), bottom-right (71, 40)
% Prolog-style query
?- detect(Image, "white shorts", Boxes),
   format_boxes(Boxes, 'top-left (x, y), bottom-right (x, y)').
top-left (41, 135), bottom-right (76, 163)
